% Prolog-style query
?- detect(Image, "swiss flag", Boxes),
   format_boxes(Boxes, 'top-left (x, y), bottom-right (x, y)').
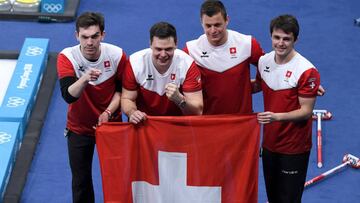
top-left (104, 60), bottom-right (110, 67)
top-left (229, 47), bottom-right (237, 54)
top-left (96, 115), bottom-right (260, 203)
top-left (286, 70), bottom-right (292, 78)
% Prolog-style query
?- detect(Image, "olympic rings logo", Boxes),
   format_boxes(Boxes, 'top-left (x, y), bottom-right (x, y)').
top-left (0, 132), bottom-right (12, 145)
top-left (6, 97), bottom-right (26, 108)
top-left (25, 46), bottom-right (43, 56)
top-left (43, 3), bottom-right (63, 13)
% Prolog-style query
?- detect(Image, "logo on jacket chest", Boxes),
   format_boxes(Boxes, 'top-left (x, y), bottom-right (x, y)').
top-left (171, 73), bottom-right (176, 81)
top-left (229, 47), bottom-right (237, 59)
top-left (146, 74), bottom-right (154, 81)
top-left (264, 66), bottom-right (270, 73)
top-left (145, 73), bottom-right (177, 83)
top-left (77, 61), bottom-right (112, 73)
top-left (200, 47), bottom-right (238, 60)
top-left (103, 60), bottom-right (112, 72)
top-left (78, 65), bottom-right (85, 72)
top-left (201, 51), bottom-right (209, 58)
top-left (284, 70), bottom-right (292, 82)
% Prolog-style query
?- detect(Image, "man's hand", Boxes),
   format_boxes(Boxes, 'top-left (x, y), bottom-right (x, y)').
top-left (67, 68), bottom-right (102, 98)
top-left (129, 110), bottom-right (147, 124)
top-left (85, 68), bottom-right (102, 83)
top-left (165, 83), bottom-right (183, 105)
top-left (317, 85), bottom-right (325, 96)
top-left (257, 111), bottom-right (278, 124)
top-left (98, 110), bottom-right (111, 126)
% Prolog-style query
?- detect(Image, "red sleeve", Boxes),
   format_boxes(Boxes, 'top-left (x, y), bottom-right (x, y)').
top-left (254, 68), bottom-right (262, 90)
top-left (182, 45), bottom-right (190, 54)
top-left (298, 68), bottom-right (320, 97)
top-left (122, 60), bottom-right (138, 90)
top-left (182, 62), bottom-right (202, 92)
top-left (116, 52), bottom-right (127, 84)
top-left (57, 53), bottom-right (75, 79)
top-left (250, 37), bottom-right (265, 67)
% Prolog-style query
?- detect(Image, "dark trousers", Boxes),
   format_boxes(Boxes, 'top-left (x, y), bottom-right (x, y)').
top-left (262, 148), bottom-right (310, 203)
top-left (67, 130), bottom-right (96, 203)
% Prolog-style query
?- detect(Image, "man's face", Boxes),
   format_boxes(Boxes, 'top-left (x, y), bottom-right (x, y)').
top-left (201, 12), bottom-right (229, 46)
top-left (271, 28), bottom-right (296, 60)
top-left (150, 36), bottom-right (176, 72)
top-left (76, 25), bottom-right (104, 61)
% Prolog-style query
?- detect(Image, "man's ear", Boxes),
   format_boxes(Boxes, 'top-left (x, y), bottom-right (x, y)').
top-left (75, 31), bottom-right (79, 41)
top-left (101, 31), bottom-right (106, 41)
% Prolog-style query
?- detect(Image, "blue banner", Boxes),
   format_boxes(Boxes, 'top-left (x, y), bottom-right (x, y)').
top-left (0, 122), bottom-right (21, 201)
top-left (0, 38), bottom-right (49, 138)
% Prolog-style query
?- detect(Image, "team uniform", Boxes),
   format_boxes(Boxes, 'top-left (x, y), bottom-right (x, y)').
top-left (185, 30), bottom-right (264, 114)
top-left (57, 42), bottom-right (126, 135)
top-left (123, 48), bottom-right (201, 116)
top-left (57, 42), bottom-right (126, 203)
top-left (257, 51), bottom-right (320, 203)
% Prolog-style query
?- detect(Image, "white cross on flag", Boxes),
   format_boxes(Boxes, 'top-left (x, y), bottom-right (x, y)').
top-left (96, 114), bottom-right (260, 203)
top-left (132, 151), bottom-right (221, 202)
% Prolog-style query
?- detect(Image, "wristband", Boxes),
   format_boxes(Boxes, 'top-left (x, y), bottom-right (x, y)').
top-left (104, 109), bottom-right (112, 119)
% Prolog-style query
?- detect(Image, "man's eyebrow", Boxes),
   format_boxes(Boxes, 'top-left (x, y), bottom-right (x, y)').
top-left (81, 32), bottom-right (101, 38)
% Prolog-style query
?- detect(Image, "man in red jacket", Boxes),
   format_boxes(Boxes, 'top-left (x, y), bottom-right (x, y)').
top-left (57, 12), bottom-right (126, 203)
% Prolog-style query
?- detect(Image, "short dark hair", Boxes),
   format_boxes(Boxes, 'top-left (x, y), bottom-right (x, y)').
top-left (76, 12), bottom-right (105, 33)
top-left (270, 14), bottom-right (300, 41)
top-left (150, 22), bottom-right (177, 44)
top-left (200, 0), bottom-right (227, 20)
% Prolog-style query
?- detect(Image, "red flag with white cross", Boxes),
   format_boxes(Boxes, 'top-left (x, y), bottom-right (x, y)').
top-left (96, 114), bottom-right (260, 203)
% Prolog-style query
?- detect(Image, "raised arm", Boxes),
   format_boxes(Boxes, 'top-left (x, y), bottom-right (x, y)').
top-left (67, 68), bottom-right (102, 98)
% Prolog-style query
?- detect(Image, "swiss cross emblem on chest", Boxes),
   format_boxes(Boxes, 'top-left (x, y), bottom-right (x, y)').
top-left (284, 70), bottom-right (292, 82)
top-left (104, 61), bottom-right (110, 68)
top-left (285, 70), bottom-right (292, 78)
top-left (171, 73), bottom-right (176, 81)
top-left (229, 47), bottom-right (237, 59)
top-left (103, 61), bottom-right (112, 72)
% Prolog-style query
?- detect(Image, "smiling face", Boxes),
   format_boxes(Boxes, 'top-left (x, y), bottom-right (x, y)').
top-left (201, 12), bottom-right (229, 46)
top-left (76, 25), bottom-right (105, 61)
top-left (271, 28), bottom-right (296, 64)
top-left (150, 36), bottom-right (176, 73)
